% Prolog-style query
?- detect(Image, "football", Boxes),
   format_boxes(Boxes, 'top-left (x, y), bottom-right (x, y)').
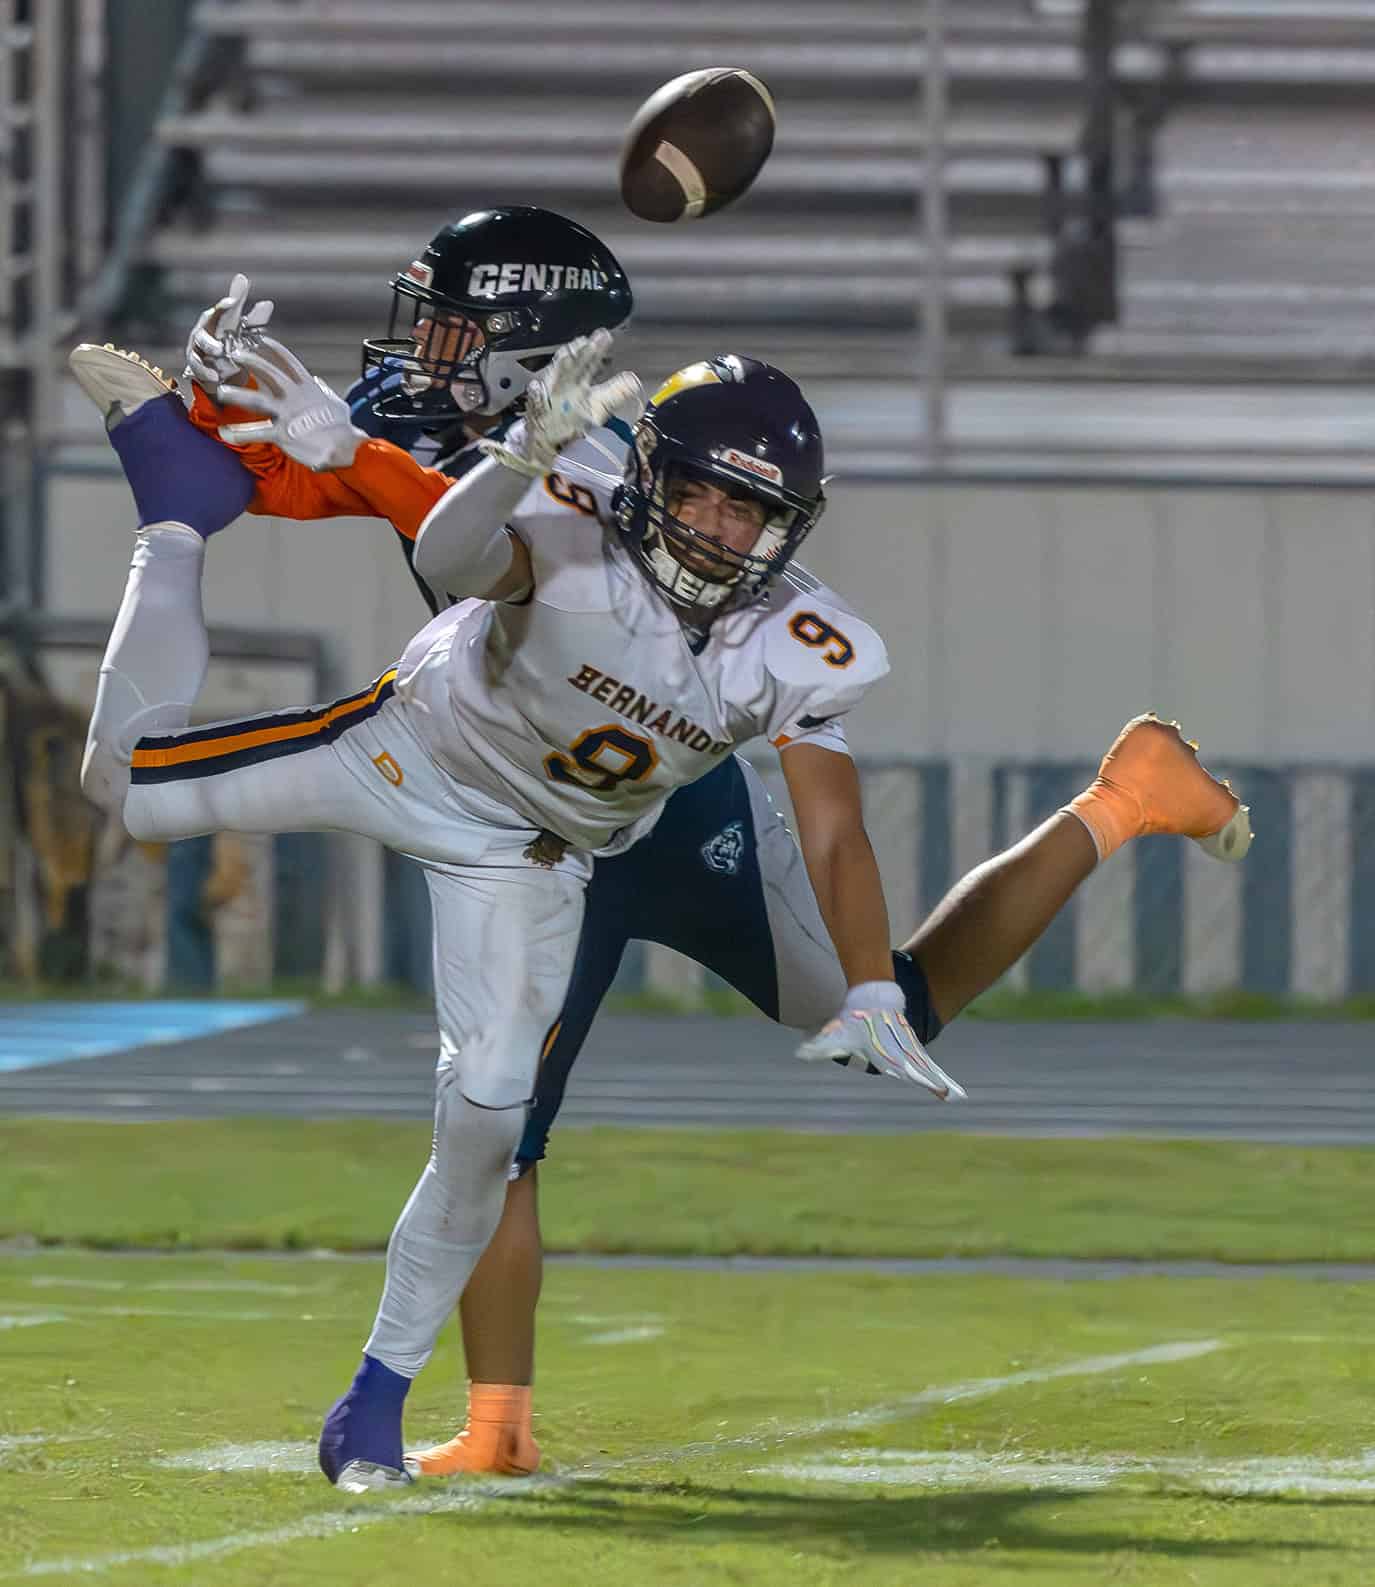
top-left (619, 67), bottom-right (776, 224)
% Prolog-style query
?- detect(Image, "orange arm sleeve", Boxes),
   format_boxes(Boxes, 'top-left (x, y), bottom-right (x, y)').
top-left (187, 385), bottom-right (453, 539)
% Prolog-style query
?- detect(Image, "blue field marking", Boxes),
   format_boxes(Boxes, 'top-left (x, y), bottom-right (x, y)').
top-left (0, 1002), bottom-right (307, 1072)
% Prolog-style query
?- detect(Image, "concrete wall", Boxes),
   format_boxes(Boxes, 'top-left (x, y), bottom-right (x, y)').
top-left (44, 465), bottom-right (1375, 990)
top-left (803, 478), bottom-right (1375, 764)
top-left (46, 469), bottom-right (1375, 763)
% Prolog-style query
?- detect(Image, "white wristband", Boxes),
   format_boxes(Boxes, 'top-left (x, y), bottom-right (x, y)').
top-left (842, 980), bottom-right (905, 1014)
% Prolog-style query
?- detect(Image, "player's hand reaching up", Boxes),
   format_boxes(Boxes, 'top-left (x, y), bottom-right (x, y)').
top-left (481, 328), bottom-right (642, 479)
top-left (796, 981), bottom-right (968, 1100)
top-left (185, 273), bottom-right (275, 391)
top-left (214, 334), bottom-right (367, 472)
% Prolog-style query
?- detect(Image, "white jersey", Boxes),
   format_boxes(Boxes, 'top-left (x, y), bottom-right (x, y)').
top-left (396, 430), bottom-right (888, 854)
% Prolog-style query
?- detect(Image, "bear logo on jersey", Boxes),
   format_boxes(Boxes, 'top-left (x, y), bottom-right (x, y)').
top-left (701, 820), bottom-right (746, 876)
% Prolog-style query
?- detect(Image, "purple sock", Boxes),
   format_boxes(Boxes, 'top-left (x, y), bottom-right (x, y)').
top-left (317, 1354), bottom-right (411, 1482)
top-left (107, 393), bottom-right (256, 538)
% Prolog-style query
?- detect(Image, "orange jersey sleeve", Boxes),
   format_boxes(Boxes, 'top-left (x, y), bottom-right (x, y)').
top-left (187, 385), bottom-right (453, 540)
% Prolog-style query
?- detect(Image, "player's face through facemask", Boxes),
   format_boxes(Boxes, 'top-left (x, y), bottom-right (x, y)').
top-left (403, 310), bottom-right (487, 409)
top-left (639, 465), bottom-right (800, 624)
top-left (663, 473), bottom-right (771, 574)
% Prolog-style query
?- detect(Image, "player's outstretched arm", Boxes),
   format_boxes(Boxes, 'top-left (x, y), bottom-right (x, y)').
top-left (411, 330), bottom-right (637, 600)
top-left (410, 459), bottom-right (534, 601)
top-left (783, 741), bottom-right (966, 1101)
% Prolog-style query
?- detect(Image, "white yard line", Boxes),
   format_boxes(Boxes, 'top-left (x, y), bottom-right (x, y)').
top-left (9, 1338), bottom-right (1225, 1580)
top-left (26, 1278), bottom-right (128, 1292)
top-left (583, 1325), bottom-right (666, 1346)
top-left (0, 1302), bottom-right (333, 1324)
top-left (146, 1280), bottom-right (324, 1296)
top-left (25, 1277), bottom-right (322, 1296)
top-left (761, 1447), bottom-right (1375, 1498)
top-left (152, 1443), bottom-right (317, 1474)
top-left (566, 1313), bottom-right (666, 1325)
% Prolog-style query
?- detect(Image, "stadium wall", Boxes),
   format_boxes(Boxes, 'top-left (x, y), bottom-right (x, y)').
top-left (45, 470), bottom-right (1369, 764)
top-left (41, 468), bottom-right (1373, 995)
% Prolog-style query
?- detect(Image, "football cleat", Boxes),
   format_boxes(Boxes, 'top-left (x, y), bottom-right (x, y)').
top-left (332, 1458), bottom-right (414, 1495)
top-left (69, 343), bottom-right (178, 430)
top-left (1092, 713), bottom-right (1252, 861)
top-left (318, 1355), bottom-right (413, 1493)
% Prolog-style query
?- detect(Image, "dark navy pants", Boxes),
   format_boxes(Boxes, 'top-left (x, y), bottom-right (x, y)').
top-left (517, 756), bottom-right (942, 1166)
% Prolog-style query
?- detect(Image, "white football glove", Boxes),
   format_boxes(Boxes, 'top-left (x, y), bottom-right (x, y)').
top-left (185, 272), bottom-right (275, 390)
top-left (481, 328), bottom-right (642, 479)
top-left (796, 981), bottom-right (968, 1101)
top-left (214, 334), bottom-right (366, 471)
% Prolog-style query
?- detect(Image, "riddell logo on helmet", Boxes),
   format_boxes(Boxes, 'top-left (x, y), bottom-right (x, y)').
top-left (721, 448), bottom-right (783, 485)
top-left (468, 263), bottom-right (609, 297)
top-left (404, 261), bottom-right (434, 287)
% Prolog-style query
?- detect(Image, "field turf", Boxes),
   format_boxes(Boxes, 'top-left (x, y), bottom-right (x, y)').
top-left (2, 1119), bottom-right (1373, 1584)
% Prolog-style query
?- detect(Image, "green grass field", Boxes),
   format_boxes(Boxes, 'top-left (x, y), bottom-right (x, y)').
top-left (4, 1252), bottom-right (1375, 1585)
top-left (3, 1120), bottom-right (1374, 1584)
top-left (5, 1119), bottom-right (1375, 1261)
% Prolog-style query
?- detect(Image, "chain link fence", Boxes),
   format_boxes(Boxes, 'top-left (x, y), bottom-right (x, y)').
top-left (12, 754), bottom-right (1365, 1006)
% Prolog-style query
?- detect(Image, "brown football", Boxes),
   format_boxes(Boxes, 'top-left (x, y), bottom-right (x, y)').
top-left (619, 68), bottom-right (776, 224)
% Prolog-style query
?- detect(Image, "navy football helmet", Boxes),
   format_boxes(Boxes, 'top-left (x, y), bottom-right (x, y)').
top-left (614, 355), bottom-right (826, 626)
top-left (362, 206), bottom-right (633, 427)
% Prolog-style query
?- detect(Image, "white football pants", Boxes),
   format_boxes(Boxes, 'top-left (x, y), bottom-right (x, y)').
top-left (85, 521), bottom-right (589, 1377)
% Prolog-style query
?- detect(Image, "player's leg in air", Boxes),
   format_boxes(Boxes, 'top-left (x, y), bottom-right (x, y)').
top-left (69, 343), bottom-right (595, 1494)
top-left (407, 729), bottom-right (1250, 1477)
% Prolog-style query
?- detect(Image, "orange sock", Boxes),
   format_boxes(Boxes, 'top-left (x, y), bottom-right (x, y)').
top-left (468, 1381), bottom-right (533, 1433)
top-left (1063, 783), bottom-right (1138, 864)
top-left (406, 1382), bottom-right (540, 1477)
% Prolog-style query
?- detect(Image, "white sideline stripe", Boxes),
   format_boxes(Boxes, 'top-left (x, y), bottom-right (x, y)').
top-left (567, 1313), bottom-right (665, 1325)
top-left (0, 1302), bottom-right (331, 1323)
top-left (776, 1340), bottom-right (1223, 1445)
top-left (25, 1277), bottom-right (321, 1296)
top-left (762, 1447), bottom-right (1375, 1498)
top-left (584, 1325), bottom-right (665, 1346)
top-left (154, 1442), bottom-right (316, 1474)
top-left (10, 1339), bottom-right (1223, 1580)
top-left (27, 1278), bottom-right (127, 1292)
top-left (147, 1280), bottom-right (324, 1296)
top-left (0, 1313), bottom-right (67, 1330)
top-left (0, 1433), bottom-right (111, 1465)
top-left (768, 1451), bottom-right (1122, 1490)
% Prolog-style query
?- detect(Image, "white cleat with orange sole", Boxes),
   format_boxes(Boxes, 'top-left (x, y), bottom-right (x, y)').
top-left (69, 343), bottom-right (178, 428)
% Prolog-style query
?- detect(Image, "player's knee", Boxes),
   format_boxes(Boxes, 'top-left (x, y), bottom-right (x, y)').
top-left (79, 736), bottom-right (131, 816)
top-left (435, 1090), bottom-right (526, 1177)
top-left (455, 1047), bottom-right (540, 1111)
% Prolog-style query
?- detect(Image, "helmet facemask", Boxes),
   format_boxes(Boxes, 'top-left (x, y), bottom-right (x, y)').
top-left (361, 276), bottom-right (560, 426)
top-left (624, 434), bottom-right (823, 627)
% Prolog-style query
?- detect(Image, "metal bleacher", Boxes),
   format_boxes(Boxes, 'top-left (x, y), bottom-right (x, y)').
top-left (82, 0), bottom-right (1375, 476)
top-left (114, 0), bottom-right (1080, 393)
top-left (1045, 0), bottom-right (1375, 371)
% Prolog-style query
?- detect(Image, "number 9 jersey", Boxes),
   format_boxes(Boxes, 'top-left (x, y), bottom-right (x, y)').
top-left (396, 429), bottom-right (889, 855)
